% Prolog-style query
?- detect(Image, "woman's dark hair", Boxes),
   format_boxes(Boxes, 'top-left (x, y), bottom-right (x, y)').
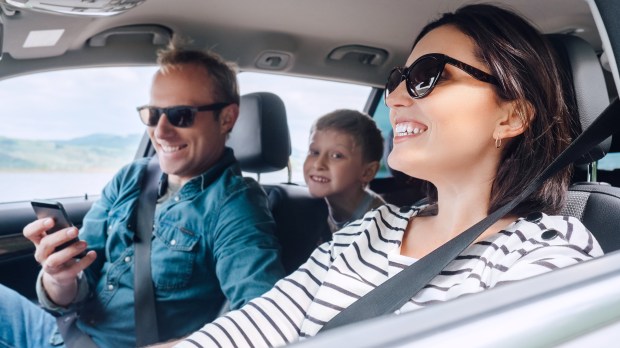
top-left (414, 4), bottom-right (575, 215)
top-left (311, 109), bottom-right (384, 164)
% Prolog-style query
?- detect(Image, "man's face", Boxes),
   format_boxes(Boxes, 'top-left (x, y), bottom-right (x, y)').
top-left (147, 63), bottom-right (237, 186)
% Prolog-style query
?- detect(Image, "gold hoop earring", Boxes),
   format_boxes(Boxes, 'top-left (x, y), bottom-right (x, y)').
top-left (495, 136), bottom-right (502, 149)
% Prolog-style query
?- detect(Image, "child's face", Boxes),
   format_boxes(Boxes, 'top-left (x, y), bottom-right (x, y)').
top-left (303, 129), bottom-right (370, 200)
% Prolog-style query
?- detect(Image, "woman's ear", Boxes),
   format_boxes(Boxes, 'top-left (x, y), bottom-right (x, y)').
top-left (494, 100), bottom-right (533, 140)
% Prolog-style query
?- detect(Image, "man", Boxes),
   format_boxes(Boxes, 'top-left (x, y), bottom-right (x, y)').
top-left (0, 44), bottom-right (286, 347)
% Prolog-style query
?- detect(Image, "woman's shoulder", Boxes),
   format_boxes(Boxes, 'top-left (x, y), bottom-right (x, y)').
top-left (346, 202), bottom-right (424, 227)
top-left (330, 203), bottom-right (424, 248)
top-left (502, 212), bottom-right (603, 257)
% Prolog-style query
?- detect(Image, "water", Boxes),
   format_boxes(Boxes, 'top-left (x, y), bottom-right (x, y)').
top-left (0, 172), bottom-right (117, 203)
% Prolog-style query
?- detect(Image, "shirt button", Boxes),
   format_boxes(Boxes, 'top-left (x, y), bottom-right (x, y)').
top-left (525, 212), bottom-right (543, 223)
top-left (108, 284), bottom-right (114, 291)
top-left (174, 196), bottom-right (180, 202)
top-left (170, 239), bottom-right (177, 246)
top-left (541, 229), bottom-right (559, 240)
top-left (124, 256), bottom-right (131, 263)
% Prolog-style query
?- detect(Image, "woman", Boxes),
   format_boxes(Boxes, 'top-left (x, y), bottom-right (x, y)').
top-left (162, 4), bottom-right (602, 347)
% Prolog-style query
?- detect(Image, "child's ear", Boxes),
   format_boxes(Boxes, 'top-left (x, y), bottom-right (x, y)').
top-left (361, 161), bottom-right (380, 184)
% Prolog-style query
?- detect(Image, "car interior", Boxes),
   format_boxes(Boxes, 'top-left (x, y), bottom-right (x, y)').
top-left (0, 0), bottom-right (619, 345)
top-left (227, 91), bottom-right (331, 274)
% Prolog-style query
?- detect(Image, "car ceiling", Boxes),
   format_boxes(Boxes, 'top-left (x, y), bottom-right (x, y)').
top-left (0, 0), bottom-right (601, 87)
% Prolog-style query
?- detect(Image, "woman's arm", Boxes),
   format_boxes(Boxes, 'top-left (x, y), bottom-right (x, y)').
top-left (497, 215), bottom-right (603, 285)
top-left (177, 242), bottom-right (334, 348)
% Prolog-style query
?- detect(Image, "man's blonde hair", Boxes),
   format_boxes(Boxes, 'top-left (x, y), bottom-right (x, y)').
top-left (157, 40), bottom-right (240, 108)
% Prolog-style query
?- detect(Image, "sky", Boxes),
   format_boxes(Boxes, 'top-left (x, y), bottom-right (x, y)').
top-left (0, 67), bottom-right (156, 140)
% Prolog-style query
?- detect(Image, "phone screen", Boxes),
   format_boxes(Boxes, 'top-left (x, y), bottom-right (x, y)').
top-left (31, 200), bottom-right (84, 256)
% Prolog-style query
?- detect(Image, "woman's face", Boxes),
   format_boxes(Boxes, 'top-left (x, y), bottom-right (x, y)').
top-left (386, 25), bottom-right (511, 185)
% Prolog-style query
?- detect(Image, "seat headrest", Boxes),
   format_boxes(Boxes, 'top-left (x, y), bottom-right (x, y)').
top-left (547, 34), bottom-right (611, 164)
top-left (227, 92), bottom-right (291, 173)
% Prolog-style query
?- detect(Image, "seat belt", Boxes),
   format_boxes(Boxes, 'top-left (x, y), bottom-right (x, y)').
top-left (56, 156), bottom-right (162, 347)
top-left (56, 312), bottom-right (98, 348)
top-left (134, 155), bottom-right (161, 346)
top-left (320, 97), bottom-right (620, 332)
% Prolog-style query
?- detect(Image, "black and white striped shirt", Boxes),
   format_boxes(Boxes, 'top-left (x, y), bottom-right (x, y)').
top-left (177, 204), bottom-right (602, 347)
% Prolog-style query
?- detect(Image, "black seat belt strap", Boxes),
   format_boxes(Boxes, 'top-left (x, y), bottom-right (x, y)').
top-left (320, 98), bottom-right (620, 332)
top-left (134, 155), bottom-right (161, 346)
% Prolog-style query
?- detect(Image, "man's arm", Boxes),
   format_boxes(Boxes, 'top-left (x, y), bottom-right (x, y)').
top-left (29, 162), bottom-right (135, 310)
top-left (212, 182), bottom-right (286, 309)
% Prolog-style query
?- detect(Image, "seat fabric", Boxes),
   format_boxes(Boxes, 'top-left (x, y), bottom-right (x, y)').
top-left (549, 34), bottom-right (619, 253)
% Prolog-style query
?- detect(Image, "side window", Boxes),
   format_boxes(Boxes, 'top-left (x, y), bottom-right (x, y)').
top-left (370, 96), bottom-right (392, 178)
top-left (238, 72), bottom-right (372, 184)
top-left (599, 153), bottom-right (620, 170)
top-left (598, 152), bottom-right (620, 186)
top-left (0, 66), bottom-right (158, 204)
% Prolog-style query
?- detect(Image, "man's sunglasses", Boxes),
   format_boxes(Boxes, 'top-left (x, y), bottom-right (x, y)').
top-left (137, 103), bottom-right (231, 128)
top-left (385, 53), bottom-right (499, 100)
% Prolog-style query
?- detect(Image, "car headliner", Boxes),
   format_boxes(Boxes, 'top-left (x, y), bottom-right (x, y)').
top-left (0, 0), bottom-right (601, 86)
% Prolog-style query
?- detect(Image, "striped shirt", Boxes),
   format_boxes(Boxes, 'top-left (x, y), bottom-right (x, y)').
top-left (177, 204), bottom-right (602, 347)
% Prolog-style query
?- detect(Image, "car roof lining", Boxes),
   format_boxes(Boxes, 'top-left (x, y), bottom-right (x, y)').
top-left (0, 0), bottom-right (603, 87)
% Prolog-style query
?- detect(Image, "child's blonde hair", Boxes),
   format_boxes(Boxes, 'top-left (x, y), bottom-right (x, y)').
top-left (311, 109), bottom-right (384, 163)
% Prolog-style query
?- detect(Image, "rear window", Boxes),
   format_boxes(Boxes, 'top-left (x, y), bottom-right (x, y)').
top-left (238, 72), bottom-right (372, 183)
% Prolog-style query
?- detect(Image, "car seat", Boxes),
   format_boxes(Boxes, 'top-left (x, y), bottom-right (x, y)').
top-left (549, 34), bottom-right (620, 253)
top-left (227, 92), bottom-right (330, 274)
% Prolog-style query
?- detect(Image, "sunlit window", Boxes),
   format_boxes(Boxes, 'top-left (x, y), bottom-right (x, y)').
top-left (0, 68), bottom-right (372, 204)
top-left (0, 67), bottom-right (157, 203)
top-left (238, 72), bottom-right (372, 183)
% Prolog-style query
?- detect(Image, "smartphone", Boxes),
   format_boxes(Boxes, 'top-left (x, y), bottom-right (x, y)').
top-left (31, 199), bottom-right (87, 257)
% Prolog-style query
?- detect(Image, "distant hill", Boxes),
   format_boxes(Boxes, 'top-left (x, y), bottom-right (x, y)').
top-left (0, 153), bottom-right (36, 169)
top-left (0, 133), bottom-right (142, 171)
top-left (59, 133), bottom-right (140, 148)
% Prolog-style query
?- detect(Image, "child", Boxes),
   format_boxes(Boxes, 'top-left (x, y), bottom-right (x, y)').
top-left (304, 109), bottom-right (385, 233)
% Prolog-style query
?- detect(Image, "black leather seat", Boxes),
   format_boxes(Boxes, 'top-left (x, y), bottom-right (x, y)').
top-left (549, 34), bottom-right (620, 253)
top-left (227, 92), bottom-right (330, 274)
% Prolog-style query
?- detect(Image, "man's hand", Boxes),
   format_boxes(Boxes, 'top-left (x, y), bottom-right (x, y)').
top-left (23, 218), bottom-right (97, 306)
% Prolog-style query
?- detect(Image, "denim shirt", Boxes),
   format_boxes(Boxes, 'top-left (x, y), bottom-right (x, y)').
top-left (71, 148), bottom-right (284, 347)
